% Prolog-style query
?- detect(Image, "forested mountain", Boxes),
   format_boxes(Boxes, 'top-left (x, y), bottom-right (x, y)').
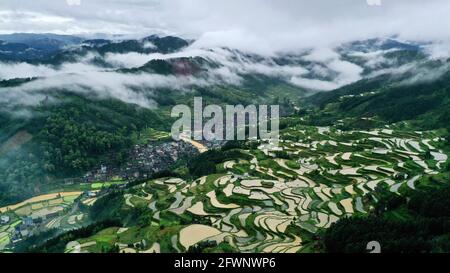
top-left (304, 58), bottom-right (450, 130)
top-left (0, 33), bottom-right (82, 61)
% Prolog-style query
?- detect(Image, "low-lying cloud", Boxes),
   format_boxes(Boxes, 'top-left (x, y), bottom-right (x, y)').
top-left (0, 44), bottom-right (362, 108)
top-left (101, 45), bottom-right (365, 91)
top-left (0, 61), bottom-right (208, 109)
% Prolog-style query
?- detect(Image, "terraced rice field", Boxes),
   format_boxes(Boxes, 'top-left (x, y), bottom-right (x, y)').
top-left (119, 125), bottom-right (448, 253)
top-left (179, 224), bottom-right (222, 249)
top-left (43, 124), bottom-right (448, 254)
top-left (0, 192), bottom-right (82, 213)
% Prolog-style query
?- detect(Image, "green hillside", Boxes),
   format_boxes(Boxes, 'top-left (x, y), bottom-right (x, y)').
top-left (303, 58), bottom-right (450, 130)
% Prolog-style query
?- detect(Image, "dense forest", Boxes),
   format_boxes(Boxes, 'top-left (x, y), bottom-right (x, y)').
top-left (0, 95), bottom-right (171, 206)
top-left (324, 172), bottom-right (450, 253)
top-left (304, 61), bottom-right (450, 130)
top-left (28, 219), bottom-right (122, 253)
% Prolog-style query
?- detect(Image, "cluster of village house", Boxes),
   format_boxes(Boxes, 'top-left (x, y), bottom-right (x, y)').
top-left (80, 140), bottom-right (200, 183)
top-left (1, 191), bottom-right (99, 245)
top-left (0, 209), bottom-right (62, 244)
top-left (11, 215), bottom-right (46, 243)
top-left (1, 210), bottom-right (37, 245)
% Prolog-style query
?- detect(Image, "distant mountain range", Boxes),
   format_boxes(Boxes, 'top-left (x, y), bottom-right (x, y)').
top-left (0, 33), bottom-right (190, 62)
top-left (0, 33), bottom-right (83, 61)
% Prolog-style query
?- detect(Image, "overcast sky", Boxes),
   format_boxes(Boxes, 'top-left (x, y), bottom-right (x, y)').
top-left (0, 0), bottom-right (449, 54)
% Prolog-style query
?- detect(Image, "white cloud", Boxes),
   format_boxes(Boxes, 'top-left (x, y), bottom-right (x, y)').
top-left (347, 49), bottom-right (397, 69)
top-left (328, 59), bottom-right (364, 84)
top-left (0, 67), bottom-right (197, 108)
top-left (0, 62), bottom-right (56, 80)
top-left (304, 48), bottom-right (340, 63)
top-left (287, 47), bottom-right (364, 90)
top-left (104, 52), bottom-right (151, 68)
top-left (290, 77), bottom-right (340, 91)
top-left (424, 41), bottom-right (450, 60)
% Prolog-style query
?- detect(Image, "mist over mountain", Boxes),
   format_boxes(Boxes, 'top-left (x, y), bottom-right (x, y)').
top-left (1, 33), bottom-right (447, 114)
